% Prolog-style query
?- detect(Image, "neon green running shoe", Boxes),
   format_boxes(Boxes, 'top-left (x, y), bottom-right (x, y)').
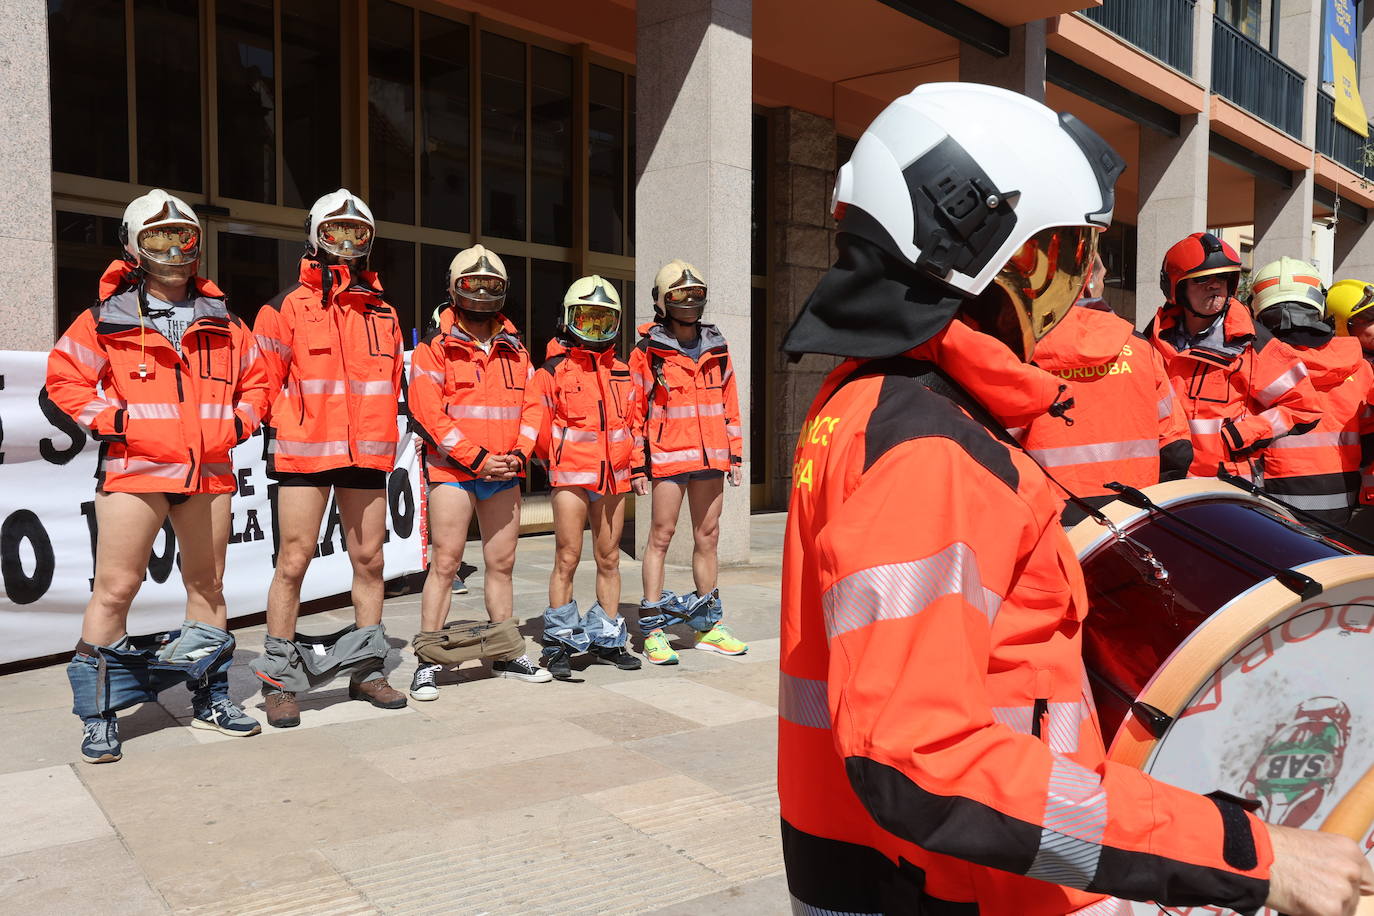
top-left (694, 623), bottom-right (748, 656)
top-left (643, 629), bottom-right (679, 666)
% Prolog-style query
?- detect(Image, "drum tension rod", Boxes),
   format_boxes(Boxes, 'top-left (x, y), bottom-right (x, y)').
top-left (1104, 483), bottom-right (1324, 601)
top-left (1217, 467), bottom-right (1374, 554)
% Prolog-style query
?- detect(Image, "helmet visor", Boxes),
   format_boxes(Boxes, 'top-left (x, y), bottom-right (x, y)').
top-left (317, 219), bottom-right (373, 258)
top-left (568, 304), bottom-right (621, 343)
top-left (664, 285), bottom-right (706, 305)
top-left (137, 224), bottom-right (200, 265)
top-left (998, 225), bottom-right (1099, 346)
top-left (457, 275), bottom-right (507, 296)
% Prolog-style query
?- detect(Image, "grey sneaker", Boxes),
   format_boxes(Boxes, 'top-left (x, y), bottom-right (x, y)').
top-left (192, 697), bottom-right (262, 737)
top-left (492, 655), bottom-right (553, 683)
top-left (452, 576), bottom-right (469, 595)
top-left (80, 716), bottom-right (122, 764)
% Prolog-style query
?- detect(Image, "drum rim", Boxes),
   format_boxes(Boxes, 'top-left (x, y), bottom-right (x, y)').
top-left (1066, 478), bottom-right (1286, 560)
top-left (1105, 554), bottom-right (1374, 768)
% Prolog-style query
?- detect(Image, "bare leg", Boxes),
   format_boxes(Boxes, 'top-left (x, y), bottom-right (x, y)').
top-left (335, 487), bottom-right (389, 628)
top-left (266, 485), bottom-right (331, 638)
top-left (641, 478), bottom-right (686, 603)
top-left (82, 492), bottom-right (169, 645)
top-left (420, 484), bottom-right (478, 632)
top-left (686, 475), bottom-right (725, 596)
top-left (589, 492), bottom-right (626, 616)
top-left (168, 493), bottom-right (231, 629)
top-left (549, 487), bottom-right (590, 607)
top-left (475, 484), bottom-right (522, 623)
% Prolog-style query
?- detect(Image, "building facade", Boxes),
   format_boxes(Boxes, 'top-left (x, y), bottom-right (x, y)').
top-left (9, 0), bottom-right (1374, 562)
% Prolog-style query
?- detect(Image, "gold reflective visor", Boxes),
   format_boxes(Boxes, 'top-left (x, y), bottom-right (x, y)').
top-left (568, 304), bottom-right (620, 342)
top-left (318, 219), bottom-right (373, 258)
top-left (137, 224), bottom-right (200, 264)
top-left (995, 225), bottom-right (1099, 346)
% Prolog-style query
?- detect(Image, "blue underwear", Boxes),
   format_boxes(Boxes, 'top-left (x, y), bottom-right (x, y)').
top-left (440, 478), bottom-right (520, 500)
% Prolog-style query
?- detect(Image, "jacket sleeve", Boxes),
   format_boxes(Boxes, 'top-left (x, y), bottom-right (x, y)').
top-left (721, 350), bottom-right (744, 465)
top-left (1223, 341), bottom-right (1321, 459)
top-left (516, 366), bottom-right (554, 464)
top-left (407, 338), bottom-right (490, 475)
top-left (1152, 344), bottom-right (1192, 480)
top-left (818, 437), bottom-right (1273, 911)
top-left (628, 346), bottom-right (651, 477)
top-left (45, 310), bottom-right (125, 440)
top-left (1361, 367), bottom-right (1374, 467)
top-left (251, 304), bottom-right (292, 415)
top-left (231, 322), bottom-right (272, 442)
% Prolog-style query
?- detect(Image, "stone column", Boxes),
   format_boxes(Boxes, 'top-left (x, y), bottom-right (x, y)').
top-left (768, 108), bottom-right (840, 509)
top-left (1333, 218), bottom-right (1374, 281)
top-left (0, 0), bottom-right (55, 350)
top-left (635, 0), bottom-right (752, 567)
top-left (957, 22), bottom-right (1047, 102)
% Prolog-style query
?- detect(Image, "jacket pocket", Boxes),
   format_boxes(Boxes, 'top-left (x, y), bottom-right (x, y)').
top-left (193, 329), bottom-right (233, 383)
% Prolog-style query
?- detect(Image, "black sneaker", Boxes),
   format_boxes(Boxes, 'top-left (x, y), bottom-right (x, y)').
top-left (590, 645), bottom-right (642, 670)
top-left (543, 648), bottom-right (573, 681)
top-left (80, 716), bottom-right (122, 764)
top-left (410, 662), bottom-right (442, 701)
top-left (493, 655), bottom-right (553, 683)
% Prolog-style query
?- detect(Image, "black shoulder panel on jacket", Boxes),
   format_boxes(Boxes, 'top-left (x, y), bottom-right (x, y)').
top-left (420, 328), bottom-right (444, 348)
top-left (265, 283), bottom-right (302, 311)
top-left (540, 354), bottom-right (566, 375)
top-left (1131, 329), bottom-right (1149, 342)
top-left (1250, 319), bottom-right (1275, 351)
top-left (862, 366), bottom-right (1019, 492)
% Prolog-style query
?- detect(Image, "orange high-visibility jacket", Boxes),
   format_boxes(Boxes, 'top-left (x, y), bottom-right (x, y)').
top-left (516, 339), bottom-right (643, 494)
top-left (1014, 304), bottom-right (1191, 509)
top-left (46, 260), bottom-right (271, 495)
top-left (409, 309), bottom-right (532, 483)
top-left (781, 319), bottom-right (1272, 916)
top-left (1147, 301), bottom-right (1321, 479)
top-left (252, 258), bottom-right (404, 474)
top-left (628, 321), bottom-right (743, 478)
top-left (1261, 335), bottom-right (1373, 519)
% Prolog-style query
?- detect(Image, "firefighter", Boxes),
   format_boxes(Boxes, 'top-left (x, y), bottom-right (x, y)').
top-left (628, 260), bottom-right (748, 665)
top-left (1250, 258), bottom-right (1372, 526)
top-left (779, 82), bottom-right (1371, 915)
top-left (1012, 255), bottom-right (1191, 525)
top-left (406, 245), bottom-right (550, 699)
top-left (1148, 233), bottom-right (1321, 480)
top-left (517, 276), bottom-right (644, 679)
top-left (1327, 279), bottom-right (1374, 527)
top-left (46, 189), bottom-right (272, 762)
top-left (249, 189), bottom-right (408, 726)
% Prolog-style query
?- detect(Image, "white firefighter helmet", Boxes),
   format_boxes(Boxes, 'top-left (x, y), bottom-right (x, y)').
top-left (1251, 257), bottom-right (1327, 319)
top-left (447, 244), bottom-right (509, 313)
top-left (562, 275), bottom-right (622, 349)
top-left (120, 189), bottom-right (201, 282)
top-left (653, 259), bottom-right (708, 324)
top-left (307, 188), bottom-right (375, 260)
top-left (830, 82), bottom-right (1125, 357)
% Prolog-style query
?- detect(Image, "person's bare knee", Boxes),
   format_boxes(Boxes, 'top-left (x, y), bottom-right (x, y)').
top-left (694, 520), bottom-right (720, 554)
top-left (351, 546), bottom-right (384, 582)
top-left (183, 571), bottom-right (225, 603)
top-left (554, 544), bottom-right (581, 577)
top-left (273, 540), bottom-right (315, 585)
top-left (429, 547), bottom-right (463, 580)
top-left (92, 571), bottom-right (142, 615)
top-left (594, 546), bottom-right (620, 575)
top-left (648, 520), bottom-right (676, 554)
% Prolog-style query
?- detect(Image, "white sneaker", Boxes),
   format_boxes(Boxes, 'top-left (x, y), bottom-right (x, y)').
top-left (409, 662), bottom-right (442, 700)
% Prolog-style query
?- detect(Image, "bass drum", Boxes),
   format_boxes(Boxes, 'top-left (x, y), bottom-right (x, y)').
top-left (1068, 479), bottom-right (1374, 915)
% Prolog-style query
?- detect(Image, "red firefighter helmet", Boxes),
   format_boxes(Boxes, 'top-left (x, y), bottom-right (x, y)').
top-left (1159, 232), bottom-right (1242, 306)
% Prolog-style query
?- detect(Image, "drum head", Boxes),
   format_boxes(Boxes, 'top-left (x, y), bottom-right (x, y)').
top-left (1112, 555), bottom-right (1374, 915)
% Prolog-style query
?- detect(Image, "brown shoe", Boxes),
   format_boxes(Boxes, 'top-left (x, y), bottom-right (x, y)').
top-left (262, 688), bottom-right (300, 728)
top-left (349, 676), bottom-right (408, 709)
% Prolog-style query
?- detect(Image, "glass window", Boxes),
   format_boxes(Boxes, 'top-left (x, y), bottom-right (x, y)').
top-left (420, 13), bottom-right (470, 233)
top-left (282, 0), bottom-right (342, 209)
top-left (216, 233), bottom-right (301, 327)
top-left (49, 0), bottom-right (129, 181)
top-left (134, 0), bottom-right (201, 193)
top-left (54, 211), bottom-right (123, 332)
top-left (370, 237), bottom-right (416, 345)
top-left (588, 66), bottom-right (625, 254)
top-left (217, 0), bottom-right (276, 203)
top-left (627, 76), bottom-right (636, 257)
top-left (420, 242), bottom-right (452, 334)
top-left (1218, 0), bottom-right (1263, 41)
top-left (530, 259), bottom-right (572, 368)
top-left (481, 32), bottom-right (527, 240)
top-left (751, 285), bottom-right (766, 485)
top-left (751, 114), bottom-right (768, 277)
top-left (369, 0), bottom-right (416, 224)
top-left (530, 48), bottom-right (573, 247)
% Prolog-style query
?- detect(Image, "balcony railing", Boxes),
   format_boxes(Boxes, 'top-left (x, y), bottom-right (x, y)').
top-left (1080, 0), bottom-right (1195, 75)
top-left (1316, 89), bottom-right (1372, 175)
top-left (1211, 18), bottom-right (1304, 137)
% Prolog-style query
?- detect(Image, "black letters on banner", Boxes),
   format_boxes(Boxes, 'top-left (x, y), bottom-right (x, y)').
top-left (37, 386), bottom-right (88, 465)
top-left (80, 499), bottom-right (98, 589)
top-left (316, 497), bottom-right (345, 557)
top-left (0, 372), bottom-right (6, 464)
top-left (1, 509), bottom-right (56, 604)
top-left (387, 468), bottom-right (414, 539)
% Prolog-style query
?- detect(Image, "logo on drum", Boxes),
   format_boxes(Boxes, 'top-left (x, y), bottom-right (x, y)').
top-left (1241, 697), bottom-right (1352, 827)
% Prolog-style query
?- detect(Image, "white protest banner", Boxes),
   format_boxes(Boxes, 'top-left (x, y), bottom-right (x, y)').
top-left (0, 350), bottom-right (424, 665)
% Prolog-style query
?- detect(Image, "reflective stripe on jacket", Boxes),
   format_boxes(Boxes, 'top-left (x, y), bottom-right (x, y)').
top-left (252, 258), bottom-right (404, 474)
top-left (1014, 305), bottom-right (1190, 504)
top-left (409, 309), bottom-right (531, 483)
top-left (45, 260), bottom-right (270, 495)
top-left (628, 321), bottom-right (743, 477)
top-left (781, 320), bottom-right (1272, 915)
top-left (1262, 336), bottom-right (1372, 518)
top-left (1148, 301), bottom-right (1321, 479)
top-left (517, 339), bottom-right (643, 494)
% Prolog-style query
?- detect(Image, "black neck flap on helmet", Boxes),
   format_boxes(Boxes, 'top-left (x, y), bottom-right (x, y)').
top-left (1257, 303), bottom-right (1335, 348)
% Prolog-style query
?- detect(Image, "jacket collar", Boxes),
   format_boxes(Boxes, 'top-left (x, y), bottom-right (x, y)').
top-left (296, 257), bottom-right (384, 305)
top-left (545, 336), bottom-right (618, 368)
top-left (439, 308), bottom-right (524, 354)
top-left (1151, 299), bottom-right (1254, 358)
top-left (638, 321), bottom-right (727, 357)
top-left (96, 260), bottom-right (229, 331)
top-left (911, 320), bottom-right (1069, 429)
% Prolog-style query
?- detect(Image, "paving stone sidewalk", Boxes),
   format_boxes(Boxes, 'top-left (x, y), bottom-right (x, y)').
top-left (0, 514), bottom-right (788, 915)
